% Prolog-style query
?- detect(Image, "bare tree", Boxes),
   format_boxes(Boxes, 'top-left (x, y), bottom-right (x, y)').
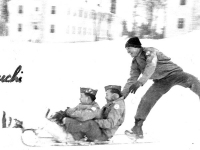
top-left (132, 0), bottom-right (140, 36)
top-left (122, 20), bottom-right (128, 36)
top-left (141, 0), bottom-right (166, 38)
top-left (0, 0), bottom-right (9, 36)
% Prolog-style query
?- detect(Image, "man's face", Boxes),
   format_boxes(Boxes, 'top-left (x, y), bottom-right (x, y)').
top-left (126, 47), bottom-right (141, 58)
top-left (80, 93), bottom-right (91, 104)
top-left (105, 90), bottom-right (114, 101)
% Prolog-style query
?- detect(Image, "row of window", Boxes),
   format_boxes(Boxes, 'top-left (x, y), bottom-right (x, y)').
top-left (17, 17), bottom-right (185, 34)
top-left (17, 24), bottom-right (95, 35)
top-left (18, 0), bottom-right (187, 15)
top-left (18, 5), bottom-right (97, 20)
top-left (18, 5), bottom-right (39, 13)
top-left (50, 25), bottom-right (94, 35)
top-left (19, 0), bottom-right (186, 14)
top-left (18, 24), bottom-right (39, 32)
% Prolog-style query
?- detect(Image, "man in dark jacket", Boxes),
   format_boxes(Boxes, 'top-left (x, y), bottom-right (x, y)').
top-left (123, 37), bottom-right (200, 139)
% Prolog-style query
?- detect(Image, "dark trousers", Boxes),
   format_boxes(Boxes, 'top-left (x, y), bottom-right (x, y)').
top-left (135, 71), bottom-right (200, 120)
top-left (63, 117), bottom-right (108, 141)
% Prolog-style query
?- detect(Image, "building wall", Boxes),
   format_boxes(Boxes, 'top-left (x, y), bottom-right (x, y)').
top-left (8, 0), bottom-right (42, 41)
top-left (165, 0), bottom-right (200, 38)
top-left (192, 0), bottom-right (200, 30)
top-left (42, 0), bottom-right (96, 43)
top-left (7, 0), bottom-right (120, 42)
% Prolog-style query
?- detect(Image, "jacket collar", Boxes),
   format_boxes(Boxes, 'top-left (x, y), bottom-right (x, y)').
top-left (107, 97), bottom-right (124, 104)
top-left (135, 47), bottom-right (146, 60)
top-left (80, 101), bottom-right (97, 106)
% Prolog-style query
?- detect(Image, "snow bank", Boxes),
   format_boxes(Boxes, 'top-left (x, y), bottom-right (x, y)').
top-left (0, 30), bottom-right (200, 139)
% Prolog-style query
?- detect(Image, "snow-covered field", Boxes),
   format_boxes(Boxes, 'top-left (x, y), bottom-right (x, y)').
top-left (1, 30), bottom-right (200, 149)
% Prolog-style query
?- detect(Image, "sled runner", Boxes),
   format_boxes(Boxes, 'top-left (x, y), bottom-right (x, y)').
top-left (21, 129), bottom-right (159, 147)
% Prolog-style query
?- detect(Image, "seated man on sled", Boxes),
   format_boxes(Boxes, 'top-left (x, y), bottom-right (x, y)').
top-left (30, 85), bottom-right (125, 143)
top-left (40, 87), bottom-right (101, 142)
top-left (49, 87), bottom-right (100, 123)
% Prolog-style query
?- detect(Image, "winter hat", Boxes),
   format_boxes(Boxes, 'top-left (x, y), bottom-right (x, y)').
top-left (125, 37), bottom-right (142, 48)
top-left (104, 85), bottom-right (121, 92)
top-left (105, 85), bottom-right (122, 97)
top-left (80, 87), bottom-right (98, 96)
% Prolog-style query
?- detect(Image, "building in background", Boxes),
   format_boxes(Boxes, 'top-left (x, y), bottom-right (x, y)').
top-left (165, 0), bottom-right (200, 38)
top-left (7, 0), bottom-right (122, 42)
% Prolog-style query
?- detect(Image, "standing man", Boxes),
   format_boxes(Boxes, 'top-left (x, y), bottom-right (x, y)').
top-left (122, 37), bottom-right (200, 139)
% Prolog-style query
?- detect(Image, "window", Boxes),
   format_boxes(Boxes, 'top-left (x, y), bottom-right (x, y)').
top-left (79, 9), bottom-right (83, 17)
top-left (51, 6), bottom-right (56, 14)
top-left (35, 7), bottom-right (39, 11)
top-left (72, 26), bottom-right (76, 34)
top-left (180, 0), bottom-right (186, 5)
top-left (93, 12), bottom-right (97, 20)
top-left (18, 24), bottom-right (22, 32)
top-left (34, 25), bottom-right (38, 30)
top-left (78, 27), bottom-right (82, 34)
top-left (84, 11), bottom-right (88, 18)
top-left (178, 18), bottom-right (184, 29)
top-left (19, 5), bottom-right (23, 14)
top-left (50, 25), bottom-right (55, 33)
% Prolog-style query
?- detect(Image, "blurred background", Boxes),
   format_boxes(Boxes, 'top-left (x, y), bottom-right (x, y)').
top-left (1, 0), bottom-right (200, 42)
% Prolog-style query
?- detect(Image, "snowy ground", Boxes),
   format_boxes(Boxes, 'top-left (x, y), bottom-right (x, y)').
top-left (1, 30), bottom-right (200, 149)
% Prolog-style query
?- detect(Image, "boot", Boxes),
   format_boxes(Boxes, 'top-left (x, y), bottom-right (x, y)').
top-left (125, 118), bottom-right (144, 139)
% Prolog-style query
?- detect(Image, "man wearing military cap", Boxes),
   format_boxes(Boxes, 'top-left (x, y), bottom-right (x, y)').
top-left (122, 36), bottom-right (200, 139)
top-left (92, 85), bottom-right (125, 141)
top-left (64, 87), bottom-right (99, 122)
top-left (40, 87), bottom-right (101, 142)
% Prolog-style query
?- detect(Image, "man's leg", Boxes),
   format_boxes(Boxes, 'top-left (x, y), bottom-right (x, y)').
top-left (126, 77), bottom-right (173, 138)
top-left (126, 71), bottom-right (200, 139)
top-left (63, 118), bottom-right (108, 141)
top-left (174, 72), bottom-right (200, 98)
top-left (84, 120), bottom-right (108, 141)
top-left (63, 117), bottom-right (85, 140)
top-left (43, 118), bottom-right (74, 143)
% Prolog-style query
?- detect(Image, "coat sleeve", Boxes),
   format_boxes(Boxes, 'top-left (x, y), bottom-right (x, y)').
top-left (137, 50), bottom-right (157, 85)
top-left (95, 103), bottom-right (124, 129)
top-left (68, 106), bottom-right (99, 121)
top-left (65, 104), bottom-right (80, 115)
top-left (122, 60), bottom-right (141, 98)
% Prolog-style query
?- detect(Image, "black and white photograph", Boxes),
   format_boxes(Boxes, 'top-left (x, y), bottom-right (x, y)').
top-left (1, 0), bottom-right (200, 149)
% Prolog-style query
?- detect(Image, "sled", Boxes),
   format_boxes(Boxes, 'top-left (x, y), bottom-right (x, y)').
top-left (21, 129), bottom-right (159, 147)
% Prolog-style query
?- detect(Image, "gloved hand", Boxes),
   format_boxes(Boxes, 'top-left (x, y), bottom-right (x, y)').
top-left (51, 110), bottom-right (66, 124)
top-left (64, 107), bottom-right (71, 116)
top-left (129, 81), bottom-right (142, 94)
